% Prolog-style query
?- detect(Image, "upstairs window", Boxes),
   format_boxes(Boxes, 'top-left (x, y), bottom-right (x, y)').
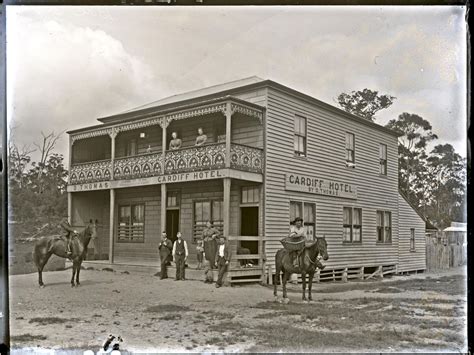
top-left (379, 144), bottom-right (387, 175)
top-left (126, 139), bottom-right (137, 157)
top-left (343, 207), bottom-right (362, 243)
top-left (294, 115), bottom-right (307, 157)
top-left (376, 210), bottom-right (392, 243)
top-left (345, 132), bottom-right (355, 164)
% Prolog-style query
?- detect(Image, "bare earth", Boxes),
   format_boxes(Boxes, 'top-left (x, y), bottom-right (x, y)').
top-left (8, 267), bottom-right (467, 353)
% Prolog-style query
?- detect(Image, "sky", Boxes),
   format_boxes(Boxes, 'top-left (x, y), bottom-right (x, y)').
top-left (6, 6), bottom-right (467, 166)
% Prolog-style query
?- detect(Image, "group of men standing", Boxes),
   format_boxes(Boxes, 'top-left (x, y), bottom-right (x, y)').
top-left (158, 221), bottom-right (231, 287)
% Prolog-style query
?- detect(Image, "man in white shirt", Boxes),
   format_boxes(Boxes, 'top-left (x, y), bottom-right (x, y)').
top-left (214, 235), bottom-right (231, 288)
top-left (172, 232), bottom-right (188, 281)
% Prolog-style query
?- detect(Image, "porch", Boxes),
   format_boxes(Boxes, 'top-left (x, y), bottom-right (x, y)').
top-left (67, 96), bottom-right (265, 190)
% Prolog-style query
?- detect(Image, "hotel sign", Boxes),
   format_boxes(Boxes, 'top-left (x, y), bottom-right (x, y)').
top-left (67, 169), bottom-right (229, 192)
top-left (285, 173), bottom-right (357, 199)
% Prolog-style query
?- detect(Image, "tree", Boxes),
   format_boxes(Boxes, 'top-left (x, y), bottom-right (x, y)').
top-left (336, 89), bottom-right (396, 121)
top-left (33, 131), bottom-right (63, 194)
top-left (425, 144), bottom-right (466, 228)
top-left (385, 113), bottom-right (438, 212)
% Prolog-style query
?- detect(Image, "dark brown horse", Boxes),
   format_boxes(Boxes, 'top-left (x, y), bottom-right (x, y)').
top-left (33, 219), bottom-right (97, 288)
top-left (274, 237), bottom-right (328, 302)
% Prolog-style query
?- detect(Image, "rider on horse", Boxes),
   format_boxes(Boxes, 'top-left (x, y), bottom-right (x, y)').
top-left (287, 217), bottom-right (325, 270)
top-left (59, 214), bottom-right (77, 256)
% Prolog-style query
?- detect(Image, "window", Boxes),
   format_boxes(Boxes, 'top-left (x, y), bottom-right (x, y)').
top-left (118, 204), bottom-right (145, 243)
top-left (167, 191), bottom-right (180, 208)
top-left (242, 186), bottom-right (260, 204)
top-left (410, 228), bottom-right (415, 251)
top-left (345, 133), bottom-right (355, 163)
top-left (343, 207), bottom-right (362, 243)
top-left (290, 201), bottom-right (316, 241)
top-left (294, 115), bottom-right (307, 157)
top-left (376, 210), bottom-right (392, 243)
top-left (379, 144), bottom-right (387, 175)
top-left (193, 200), bottom-right (223, 242)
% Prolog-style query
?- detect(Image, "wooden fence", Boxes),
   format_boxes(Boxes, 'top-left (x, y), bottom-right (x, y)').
top-left (425, 236), bottom-right (466, 270)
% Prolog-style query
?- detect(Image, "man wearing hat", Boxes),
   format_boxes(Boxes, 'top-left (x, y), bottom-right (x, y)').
top-left (172, 232), bottom-right (188, 281)
top-left (214, 235), bottom-right (231, 288)
top-left (158, 231), bottom-right (173, 279)
top-left (59, 214), bottom-right (77, 256)
top-left (288, 217), bottom-right (307, 268)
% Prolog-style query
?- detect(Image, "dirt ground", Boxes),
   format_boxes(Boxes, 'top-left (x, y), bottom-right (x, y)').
top-left (8, 266), bottom-right (467, 353)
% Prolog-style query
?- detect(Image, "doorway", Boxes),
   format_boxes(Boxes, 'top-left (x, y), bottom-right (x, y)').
top-left (240, 206), bottom-right (259, 256)
top-left (166, 210), bottom-right (179, 244)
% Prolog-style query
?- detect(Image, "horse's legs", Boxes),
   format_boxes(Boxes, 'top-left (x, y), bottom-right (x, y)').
top-left (76, 262), bottom-right (81, 286)
top-left (71, 262), bottom-right (77, 287)
top-left (308, 272), bottom-right (314, 301)
top-left (273, 264), bottom-right (281, 297)
top-left (282, 272), bottom-right (289, 299)
top-left (301, 272), bottom-right (306, 301)
top-left (36, 252), bottom-right (52, 288)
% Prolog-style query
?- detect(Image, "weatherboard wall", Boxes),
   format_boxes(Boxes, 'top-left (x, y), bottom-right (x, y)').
top-left (397, 193), bottom-right (426, 272)
top-left (263, 86), bottom-right (401, 271)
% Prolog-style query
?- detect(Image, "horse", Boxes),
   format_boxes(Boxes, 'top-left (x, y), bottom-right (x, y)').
top-left (273, 237), bottom-right (328, 302)
top-left (33, 219), bottom-right (98, 288)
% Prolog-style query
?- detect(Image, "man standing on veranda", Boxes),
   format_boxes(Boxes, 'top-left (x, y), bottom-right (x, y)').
top-left (172, 232), bottom-right (188, 281)
top-left (215, 235), bottom-right (231, 288)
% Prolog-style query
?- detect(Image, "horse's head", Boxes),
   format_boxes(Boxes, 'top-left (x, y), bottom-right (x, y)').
top-left (85, 219), bottom-right (98, 240)
top-left (316, 236), bottom-right (329, 261)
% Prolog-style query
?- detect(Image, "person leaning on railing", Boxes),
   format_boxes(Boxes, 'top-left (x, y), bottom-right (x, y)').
top-left (169, 132), bottom-right (182, 150)
top-left (195, 127), bottom-right (207, 146)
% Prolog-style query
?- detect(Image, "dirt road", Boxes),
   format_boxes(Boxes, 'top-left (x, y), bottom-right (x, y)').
top-left (8, 267), bottom-right (467, 353)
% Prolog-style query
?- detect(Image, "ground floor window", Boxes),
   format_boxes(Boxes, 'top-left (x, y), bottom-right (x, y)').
top-left (410, 228), bottom-right (415, 251)
top-left (343, 207), bottom-right (362, 243)
top-left (193, 200), bottom-right (223, 242)
top-left (290, 201), bottom-right (315, 241)
top-left (376, 210), bottom-right (392, 243)
top-left (118, 204), bottom-right (145, 243)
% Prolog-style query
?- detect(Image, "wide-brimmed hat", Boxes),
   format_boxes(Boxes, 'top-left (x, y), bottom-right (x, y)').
top-left (294, 217), bottom-right (303, 223)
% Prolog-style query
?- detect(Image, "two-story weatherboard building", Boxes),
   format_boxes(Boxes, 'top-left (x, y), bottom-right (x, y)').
top-left (66, 77), bottom-right (426, 280)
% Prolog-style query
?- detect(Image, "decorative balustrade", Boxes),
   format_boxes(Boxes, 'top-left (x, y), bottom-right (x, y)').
top-left (69, 159), bottom-right (112, 184)
top-left (114, 152), bottom-right (163, 180)
top-left (69, 144), bottom-right (263, 184)
top-left (230, 144), bottom-right (264, 173)
top-left (164, 143), bottom-right (226, 174)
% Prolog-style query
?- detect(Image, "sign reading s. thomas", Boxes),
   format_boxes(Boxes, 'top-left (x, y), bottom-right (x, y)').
top-left (285, 173), bottom-right (357, 199)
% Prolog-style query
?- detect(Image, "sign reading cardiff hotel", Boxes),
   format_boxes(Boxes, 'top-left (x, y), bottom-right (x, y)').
top-left (285, 173), bottom-right (357, 199)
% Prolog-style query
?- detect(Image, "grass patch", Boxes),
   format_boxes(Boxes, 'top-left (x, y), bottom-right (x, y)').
top-left (145, 304), bottom-right (191, 313)
top-left (315, 274), bottom-right (466, 295)
top-left (201, 310), bottom-right (235, 320)
top-left (11, 334), bottom-right (47, 342)
top-left (159, 314), bottom-right (182, 321)
top-left (29, 317), bottom-right (78, 325)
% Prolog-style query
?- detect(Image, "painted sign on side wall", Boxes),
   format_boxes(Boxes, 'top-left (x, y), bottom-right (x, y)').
top-left (285, 173), bottom-right (357, 199)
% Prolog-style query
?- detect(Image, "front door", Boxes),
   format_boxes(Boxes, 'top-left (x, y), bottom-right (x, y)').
top-left (166, 210), bottom-right (179, 244)
top-left (240, 207), bottom-right (259, 255)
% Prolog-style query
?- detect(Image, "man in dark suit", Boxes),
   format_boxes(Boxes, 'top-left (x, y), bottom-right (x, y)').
top-left (158, 231), bottom-right (172, 279)
top-left (215, 235), bottom-right (231, 288)
top-left (59, 214), bottom-right (77, 256)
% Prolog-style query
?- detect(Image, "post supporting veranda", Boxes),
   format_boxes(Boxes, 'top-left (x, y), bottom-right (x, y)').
top-left (161, 184), bottom-right (167, 234)
top-left (109, 188), bottom-right (115, 264)
top-left (223, 178), bottom-right (231, 238)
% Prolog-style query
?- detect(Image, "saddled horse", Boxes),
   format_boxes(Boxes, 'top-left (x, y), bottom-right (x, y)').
top-left (33, 219), bottom-right (97, 288)
top-left (274, 237), bottom-right (328, 301)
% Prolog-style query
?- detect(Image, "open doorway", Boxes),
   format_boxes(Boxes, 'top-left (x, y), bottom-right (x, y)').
top-left (240, 207), bottom-right (259, 264)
